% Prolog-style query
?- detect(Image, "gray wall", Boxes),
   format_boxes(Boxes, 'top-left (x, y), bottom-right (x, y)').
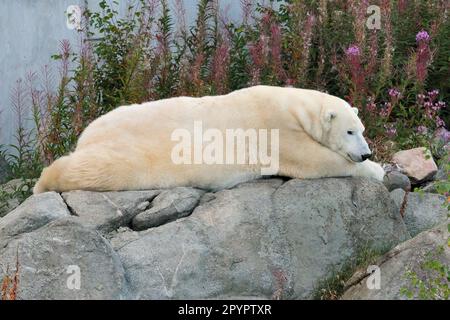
top-left (0, 0), bottom-right (242, 149)
top-left (1, 0), bottom-right (83, 148)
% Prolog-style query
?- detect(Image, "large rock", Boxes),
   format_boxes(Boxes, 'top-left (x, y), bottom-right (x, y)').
top-left (341, 223), bottom-right (449, 300)
top-left (0, 177), bottom-right (413, 299)
top-left (61, 190), bottom-right (160, 233)
top-left (390, 189), bottom-right (448, 237)
top-left (392, 147), bottom-right (438, 184)
top-left (116, 178), bottom-right (409, 299)
top-left (0, 219), bottom-right (128, 299)
top-left (0, 192), bottom-right (70, 248)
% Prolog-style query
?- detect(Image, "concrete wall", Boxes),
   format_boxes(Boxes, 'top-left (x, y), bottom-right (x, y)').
top-left (0, 0), bottom-right (242, 149)
top-left (0, 0), bottom-right (84, 147)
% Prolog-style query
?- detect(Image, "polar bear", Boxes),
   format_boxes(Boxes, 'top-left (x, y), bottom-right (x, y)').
top-left (33, 85), bottom-right (384, 194)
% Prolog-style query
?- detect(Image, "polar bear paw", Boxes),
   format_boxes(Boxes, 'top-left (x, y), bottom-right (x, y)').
top-left (359, 160), bottom-right (385, 181)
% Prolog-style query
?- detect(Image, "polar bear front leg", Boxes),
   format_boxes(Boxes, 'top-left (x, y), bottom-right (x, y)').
top-left (279, 136), bottom-right (385, 181)
top-left (351, 160), bottom-right (385, 181)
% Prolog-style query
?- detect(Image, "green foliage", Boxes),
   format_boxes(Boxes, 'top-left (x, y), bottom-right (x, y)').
top-left (227, 24), bottom-right (251, 90)
top-left (0, 179), bottom-right (34, 215)
top-left (86, 0), bottom-right (153, 110)
top-left (400, 246), bottom-right (450, 300)
top-left (154, 0), bottom-right (177, 99)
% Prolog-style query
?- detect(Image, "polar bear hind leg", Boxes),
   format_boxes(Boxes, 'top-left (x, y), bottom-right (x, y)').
top-left (33, 155), bottom-right (72, 194)
top-left (33, 147), bottom-right (138, 194)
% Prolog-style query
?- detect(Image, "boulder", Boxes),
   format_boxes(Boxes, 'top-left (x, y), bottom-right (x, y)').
top-left (390, 189), bottom-right (448, 237)
top-left (131, 187), bottom-right (205, 231)
top-left (0, 178), bottom-right (412, 299)
top-left (383, 171), bottom-right (411, 191)
top-left (341, 223), bottom-right (449, 300)
top-left (392, 147), bottom-right (438, 184)
top-left (0, 218), bottom-right (128, 299)
top-left (0, 192), bottom-right (70, 247)
top-left (116, 178), bottom-right (409, 299)
top-left (61, 190), bottom-right (160, 233)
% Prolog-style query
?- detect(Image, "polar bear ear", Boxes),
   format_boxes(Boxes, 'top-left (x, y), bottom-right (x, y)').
top-left (352, 107), bottom-right (359, 115)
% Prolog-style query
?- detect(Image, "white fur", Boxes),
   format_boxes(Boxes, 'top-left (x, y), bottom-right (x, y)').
top-left (33, 85), bottom-right (385, 194)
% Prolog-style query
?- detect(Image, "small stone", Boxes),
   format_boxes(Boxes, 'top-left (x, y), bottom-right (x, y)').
top-left (383, 171), bottom-right (411, 191)
top-left (392, 147), bottom-right (438, 184)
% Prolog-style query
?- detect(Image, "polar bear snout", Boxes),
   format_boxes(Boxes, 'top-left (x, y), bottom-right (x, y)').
top-left (349, 151), bottom-right (372, 162)
top-left (346, 140), bottom-right (372, 162)
top-left (348, 131), bottom-right (372, 162)
top-left (347, 152), bottom-right (371, 163)
top-left (361, 153), bottom-right (372, 161)
top-left (347, 153), bottom-right (365, 162)
top-left (341, 132), bottom-right (372, 163)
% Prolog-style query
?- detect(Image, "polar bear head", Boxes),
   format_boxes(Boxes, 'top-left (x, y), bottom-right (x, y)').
top-left (287, 89), bottom-right (372, 163)
top-left (318, 95), bottom-right (372, 162)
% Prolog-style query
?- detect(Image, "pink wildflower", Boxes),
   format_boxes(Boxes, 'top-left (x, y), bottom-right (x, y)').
top-left (416, 30), bottom-right (430, 43)
top-left (415, 30), bottom-right (431, 84)
top-left (345, 45), bottom-right (361, 57)
top-left (416, 125), bottom-right (428, 135)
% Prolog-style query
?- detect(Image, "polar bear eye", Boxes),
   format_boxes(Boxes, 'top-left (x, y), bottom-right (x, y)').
top-left (347, 130), bottom-right (354, 135)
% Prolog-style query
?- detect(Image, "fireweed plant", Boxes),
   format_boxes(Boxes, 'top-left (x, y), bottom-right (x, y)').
top-left (0, 0), bottom-right (448, 192)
